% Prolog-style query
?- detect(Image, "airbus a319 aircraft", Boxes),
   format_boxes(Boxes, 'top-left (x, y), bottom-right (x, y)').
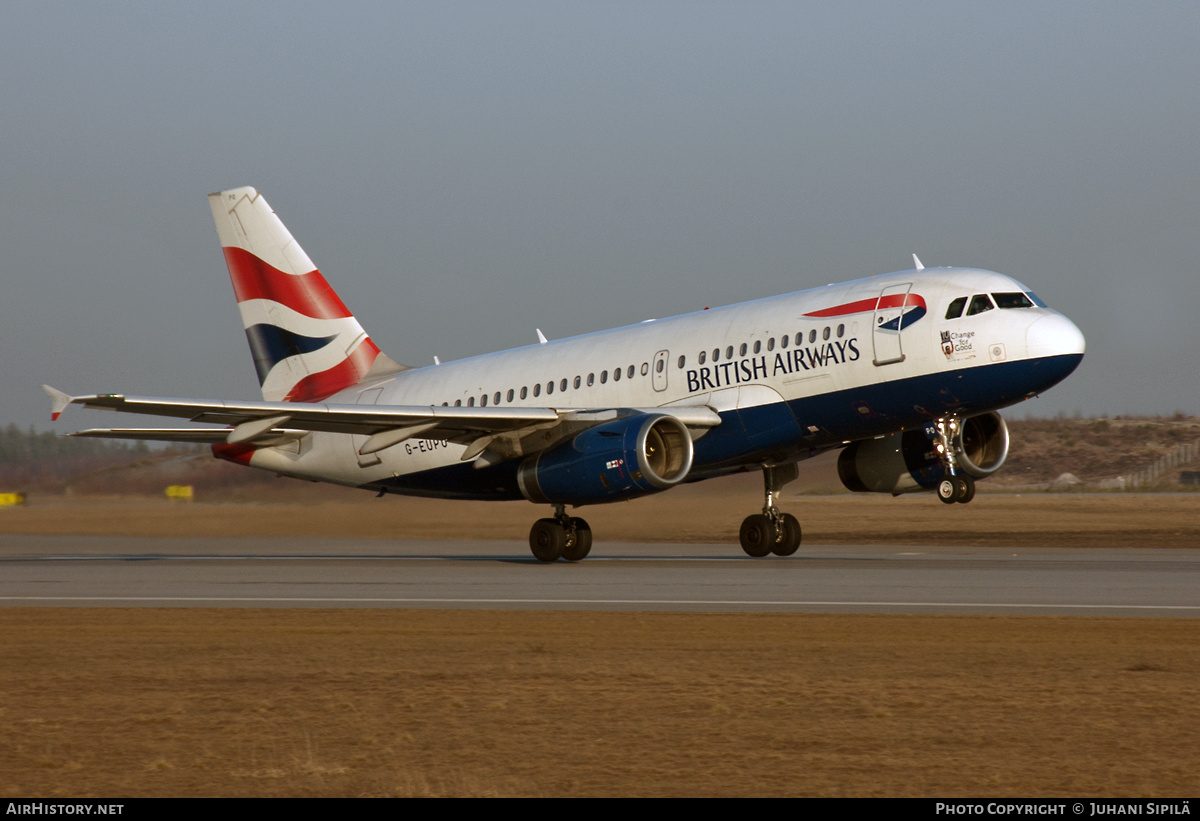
top-left (45, 187), bottom-right (1085, 561)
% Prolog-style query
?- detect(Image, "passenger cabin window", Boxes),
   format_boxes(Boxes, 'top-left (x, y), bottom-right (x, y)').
top-left (677, 356), bottom-right (685, 369)
top-left (993, 292), bottom-right (1035, 309)
top-left (588, 373), bottom-right (595, 386)
top-left (561, 378), bottom-right (568, 392)
top-left (627, 365), bottom-right (635, 379)
top-left (613, 367), bottom-right (621, 382)
top-left (520, 386), bottom-right (528, 399)
top-left (753, 341), bottom-right (762, 354)
top-left (507, 389), bottom-right (514, 402)
top-left (967, 294), bottom-right (995, 316)
top-left (574, 376), bottom-right (581, 389)
top-left (945, 296), bottom-right (967, 319)
top-left (739, 343), bottom-right (747, 357)
top-left (698, 351), bottom-right (706, 365)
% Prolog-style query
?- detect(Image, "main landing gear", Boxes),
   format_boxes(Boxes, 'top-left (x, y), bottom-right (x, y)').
top-left (739, 463), bottom-right (802, 558)
top-left (529, 504), bottom-right (592, 563)
top-left (933, 417), bottom-right (976, 504)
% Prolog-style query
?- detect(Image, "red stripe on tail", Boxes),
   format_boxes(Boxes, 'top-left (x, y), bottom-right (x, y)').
top-left (222, 247), bottom-right (354, 320)
top-left (283, 338), bottom-right (383, 402)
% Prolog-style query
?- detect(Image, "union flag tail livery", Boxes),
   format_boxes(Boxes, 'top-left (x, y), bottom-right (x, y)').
top-left (47, 185), bottom-right (1086, 562)
top-left (208, 187), bottom-right (404, 402)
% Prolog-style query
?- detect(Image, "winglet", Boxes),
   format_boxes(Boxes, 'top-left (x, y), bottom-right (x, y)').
top-left (42, 385), bottom-right (75, 421)
top-left (536, 329), bottom-right (548, 345)
top-left (912, 253), bottom-right (925, 270)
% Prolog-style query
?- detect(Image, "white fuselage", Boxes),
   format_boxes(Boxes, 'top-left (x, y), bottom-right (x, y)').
top-left (240, 266), bottom-right (1084, 497)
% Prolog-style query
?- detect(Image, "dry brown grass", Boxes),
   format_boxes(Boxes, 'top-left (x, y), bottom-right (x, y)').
top-left (3, 485), bottom-right (1197, 796)
top-left (4, 481), bottom-right (1200, 548)
top-left (1, 609), bottom-right (1196, 797)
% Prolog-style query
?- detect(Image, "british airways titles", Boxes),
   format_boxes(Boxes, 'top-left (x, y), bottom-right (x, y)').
top-left (686, 336), bottom-right (861, 393)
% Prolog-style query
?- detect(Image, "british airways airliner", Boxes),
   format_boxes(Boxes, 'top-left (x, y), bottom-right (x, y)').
top-left (45, 187), bottom-right (1085, 561)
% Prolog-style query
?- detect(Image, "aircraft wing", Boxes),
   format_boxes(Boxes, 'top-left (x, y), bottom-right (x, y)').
top-left (44, 386), bottom-right (721, 460)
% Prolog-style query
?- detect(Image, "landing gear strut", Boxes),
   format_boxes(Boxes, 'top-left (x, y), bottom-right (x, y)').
top-left (933, 417), bottom-right (976, 504)
top-left (529, 504), bottom-right (592, 562)
top-left (739, 463), bottom-right (802, 558)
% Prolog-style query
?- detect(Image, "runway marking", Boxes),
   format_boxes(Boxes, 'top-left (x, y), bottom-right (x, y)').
top-left (1, 596), bottom-right (1198, 611)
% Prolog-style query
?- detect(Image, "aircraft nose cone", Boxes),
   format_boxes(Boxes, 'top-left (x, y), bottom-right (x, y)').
top-left (1027, 313), bottom-right (1085, 358)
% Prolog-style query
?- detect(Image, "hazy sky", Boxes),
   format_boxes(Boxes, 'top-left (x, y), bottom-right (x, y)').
top-left (3, 1), bottom-right (1197, 431)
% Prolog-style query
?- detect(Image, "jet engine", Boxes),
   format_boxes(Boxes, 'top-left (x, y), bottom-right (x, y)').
top-left (837, 412), bottom-right (1009, 495)
top-left (517, 413), bottom-right (694, 504)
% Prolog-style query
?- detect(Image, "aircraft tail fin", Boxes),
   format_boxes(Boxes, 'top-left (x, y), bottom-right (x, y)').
top-left (208, 187), bottom-right (405, 403)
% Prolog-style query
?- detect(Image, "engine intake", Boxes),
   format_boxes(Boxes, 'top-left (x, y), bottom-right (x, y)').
top-left (838, 412), bottom-right (1009, 494)
top-left (518, 413), bottom-right (694, 504)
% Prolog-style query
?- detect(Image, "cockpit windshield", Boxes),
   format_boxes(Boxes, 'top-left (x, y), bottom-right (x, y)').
top-left (993, 292), bottom-right (1035, 309)
top-left (945, 291), bottom-right (1046, 319)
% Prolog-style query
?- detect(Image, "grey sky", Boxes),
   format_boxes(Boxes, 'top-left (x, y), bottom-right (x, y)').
top-left (3, 1), bottom-right (1197, 430)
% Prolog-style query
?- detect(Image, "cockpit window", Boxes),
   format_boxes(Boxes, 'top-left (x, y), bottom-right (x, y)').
top-left (1026, 292), bottom-right (1047, 308)
top-left (966, 294), bottom-right (994, 316)
top-left (945, 296), bottom-right (967, 319)
top-left (993, 292), bottom-right (1034, 309)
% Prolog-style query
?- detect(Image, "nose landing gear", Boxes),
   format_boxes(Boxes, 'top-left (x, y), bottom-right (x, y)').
top-left (739, 463), bottom-right (802, 558)
top-left (933, 417), bottom-right (976, 504)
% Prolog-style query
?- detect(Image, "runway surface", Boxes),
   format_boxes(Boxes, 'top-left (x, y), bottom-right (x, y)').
top-left (2, 534), bottom-right (1197, 615)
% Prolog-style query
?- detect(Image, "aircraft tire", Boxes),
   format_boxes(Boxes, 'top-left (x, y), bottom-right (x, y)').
top-left (739, 514), bottom-right (774, 558)
top-left (529, 518), bottom-right (566, 562)
top-left (562, 518), bottom-right (592, 562)
top-left (937, 478), bottom-right (958, 505)
top-left (772, 513), bottom-right (802, 556)
top-left (955, 474), bottom-right (976, 504)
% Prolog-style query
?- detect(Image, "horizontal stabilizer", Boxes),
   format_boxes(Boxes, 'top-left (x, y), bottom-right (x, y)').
top-left (69, 427), bottom-right (309, 447)
top-left (51, 392), bottom-right (561, 439)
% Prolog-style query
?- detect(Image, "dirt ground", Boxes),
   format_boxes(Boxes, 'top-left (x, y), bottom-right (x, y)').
top-left (3, 479), bottom-right (1199, 548)
top-left (2, 488), bottom-right (1198, 797)
top-left (1, 609), bottom-right (1196, 797)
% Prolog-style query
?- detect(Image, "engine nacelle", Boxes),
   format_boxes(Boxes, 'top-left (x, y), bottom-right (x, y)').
top-left (517, 413), bottom-right (694, 504)
top-left (838, 412), bottom-right (1009, 495)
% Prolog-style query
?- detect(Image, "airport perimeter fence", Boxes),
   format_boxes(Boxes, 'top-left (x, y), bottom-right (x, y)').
top-left (1118, 440), bottom-right (1200, 489)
